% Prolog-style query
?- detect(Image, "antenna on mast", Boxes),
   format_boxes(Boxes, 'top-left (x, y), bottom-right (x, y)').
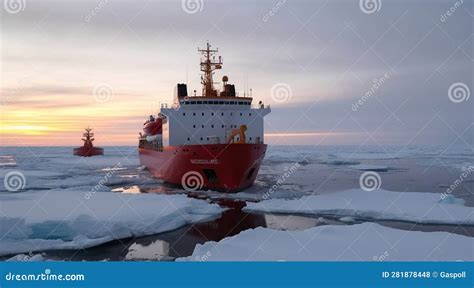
top-left (198, 41), bottom-right (223, 97)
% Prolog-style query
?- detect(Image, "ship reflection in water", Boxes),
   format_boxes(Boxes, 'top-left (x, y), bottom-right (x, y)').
top-left (44, 197), bottom-right (322, 261)
top-left (124, 200), bottom-right (267, 261)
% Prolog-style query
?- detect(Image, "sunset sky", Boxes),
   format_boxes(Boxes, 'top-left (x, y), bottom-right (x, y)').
top-left (1, 0), bottom-right (472, 146)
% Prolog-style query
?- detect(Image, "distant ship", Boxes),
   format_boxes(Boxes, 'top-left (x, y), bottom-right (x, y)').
top-left (73, 128), bottom-right (104, 157)
top-left (138, 42), bottom-right (271, 192)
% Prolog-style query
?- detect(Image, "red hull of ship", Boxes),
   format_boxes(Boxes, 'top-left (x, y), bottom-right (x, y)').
top-left (73, 147), bottom-right (104, 157)
top-left (139, 144), bottom-right (266, 192)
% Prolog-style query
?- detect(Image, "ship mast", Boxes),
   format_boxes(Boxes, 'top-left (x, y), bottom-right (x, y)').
top-left (198, 42), bottom-right (223, 97)
top-left (82, 127), bottom-right (95, 145)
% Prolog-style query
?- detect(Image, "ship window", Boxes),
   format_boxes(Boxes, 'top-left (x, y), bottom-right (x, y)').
top-left (249, 137), bottom-right (252, 141)
top-left (211, 125), bottom-right (214, 128)
top-left (211, 112), bottom-right (214, 116)
top-left (230, 113), bottom-right (233, 116)
top-left (193, 125), bottom-right (196, 128)
top-left (202, 112), bottom-right (204, 116)
top-left (240, 113), bottom-right (243, 116)
top-left (207, 137), bottom-right (209, 141)
top-left (201, 125), bottom-right (204, 128)
top-left (249, 113), bottom-right (252, 116)
top-left (203, 169), bottom-right (218, 183)
top-left (183, 113), bottom-right (186, 116)
top-left (187, 137), bottom-right (190, 141)
top-left (184, 101), bottom-right (189, 104)
top-left (221, 125), bottom-right (224, 128)
top-left (200, 137), bottom-right (203, 141)
top-left (191, 101), bottom-right (196, 104)
top-left (193, 112), bottom-right (196, 116)
top-left (238, 102), bottom-right (243, 105)
top-left (221, 112), bottom-right (224, 116)
top-left (218, 101), bottom-right (223, 104)
top-left (225, 101), bottom-right (230, 104)
top-left (203, 101), bottom-right (208, 104)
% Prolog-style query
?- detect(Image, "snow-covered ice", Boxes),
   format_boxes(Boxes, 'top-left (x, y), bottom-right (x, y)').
top-left (0, 190), bottom-right (223, 256)
top-left (245, 189), bottom-right (474, 225)
top-left (178, 223), bottom-right (472, 261)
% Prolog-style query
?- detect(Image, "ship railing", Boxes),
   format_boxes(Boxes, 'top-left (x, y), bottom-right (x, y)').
top-left (252, 104), bottom-right (271, 109)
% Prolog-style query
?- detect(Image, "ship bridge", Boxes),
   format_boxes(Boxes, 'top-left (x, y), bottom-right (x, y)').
top-left (160, 96), bottom-right (270, 146)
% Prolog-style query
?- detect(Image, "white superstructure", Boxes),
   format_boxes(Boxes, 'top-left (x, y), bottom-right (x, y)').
top-left (161, 98), bottom-right (270, 146)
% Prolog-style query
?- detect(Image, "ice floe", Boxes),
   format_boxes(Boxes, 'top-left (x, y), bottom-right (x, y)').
top-left (178, 223), bottom-right (472, 261)
top-left (0, 190), bottom-right (222, 256)
top-left (245, 189), bottom-right (474, 225)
